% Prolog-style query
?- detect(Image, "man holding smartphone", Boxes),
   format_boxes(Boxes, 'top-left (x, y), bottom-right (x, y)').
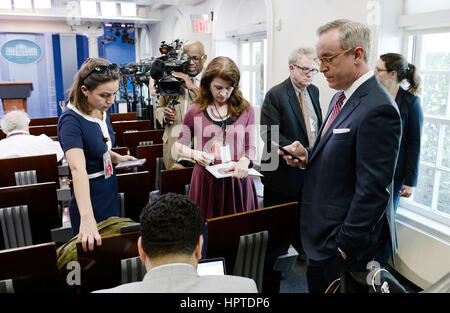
top-left (260, 47), bottom-right (322, 259)
top-left (280, 20), bottom-right (401, 293)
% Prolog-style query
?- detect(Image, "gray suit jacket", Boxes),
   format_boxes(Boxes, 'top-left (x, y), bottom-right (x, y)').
top-left (93, 263), bottom-right (258, 293)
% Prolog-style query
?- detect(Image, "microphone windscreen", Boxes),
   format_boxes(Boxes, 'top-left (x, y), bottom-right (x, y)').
top-left (150, 59), bottom-right (165, 80)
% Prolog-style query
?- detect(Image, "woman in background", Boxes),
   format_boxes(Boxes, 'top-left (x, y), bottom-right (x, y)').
top-left (175, 56), bottom-right (258, 221)
top-left (375, 53), bottom-right (424, 265)
top-left (58, 58), bottom-right (136, 252)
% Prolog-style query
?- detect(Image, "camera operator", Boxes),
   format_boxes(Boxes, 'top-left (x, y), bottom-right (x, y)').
top-left (155, 40), bottom-right (207, 170)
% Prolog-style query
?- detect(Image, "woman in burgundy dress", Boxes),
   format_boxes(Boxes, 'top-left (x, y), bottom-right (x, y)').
top-left (175, 56), bottom-right (258, 220)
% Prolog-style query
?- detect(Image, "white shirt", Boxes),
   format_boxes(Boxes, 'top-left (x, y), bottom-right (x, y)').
top-left (342, 70), bottom-right (374, 108)
top-left (322, 70), bottom-right (374, 129)
top-left (0, 130), bottom-right (64, 161)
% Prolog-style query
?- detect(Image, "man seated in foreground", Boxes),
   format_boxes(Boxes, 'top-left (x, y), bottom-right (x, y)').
top-left (94, 192), bottom-right (258, 293)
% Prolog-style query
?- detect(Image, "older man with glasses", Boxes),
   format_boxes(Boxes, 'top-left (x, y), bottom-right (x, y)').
top-left (280, 19), bottom-right (402, 293)
top-left (260, 47), bottom-right (322, 263)
top-left (155, 40), bottom-right (207, 170)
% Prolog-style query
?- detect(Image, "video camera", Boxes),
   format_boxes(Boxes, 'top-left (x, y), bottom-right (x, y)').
top-left (149, 39), bottom-right (191, 97)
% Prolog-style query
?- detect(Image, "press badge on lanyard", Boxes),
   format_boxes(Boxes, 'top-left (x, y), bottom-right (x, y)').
top-left (103, 150), bottom-right (113, 179)
top-left (211, 138), bottom-right (231, 163)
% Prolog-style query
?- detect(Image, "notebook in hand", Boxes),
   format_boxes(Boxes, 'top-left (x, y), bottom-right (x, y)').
top-left (115, 158), bottom-right (147, 170)
top-left (206, 162), bottom-right (263, 179)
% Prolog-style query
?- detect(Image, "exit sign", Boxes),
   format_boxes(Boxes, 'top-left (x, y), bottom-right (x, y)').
top-left (191, 14), bottom-right (212, 33)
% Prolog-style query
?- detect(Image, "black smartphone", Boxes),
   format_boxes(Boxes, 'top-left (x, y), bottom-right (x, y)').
top-left (271, 141), bottom-right (303, 163)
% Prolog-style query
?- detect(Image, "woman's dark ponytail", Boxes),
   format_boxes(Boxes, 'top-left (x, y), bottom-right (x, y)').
top-left (405, 63), bottom-right (422, 96)
top-left (380, 53), bottom-right (422, 96)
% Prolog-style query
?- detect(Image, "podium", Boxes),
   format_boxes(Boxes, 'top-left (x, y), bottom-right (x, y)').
top-left (0, 81), bottom-right (33, 112)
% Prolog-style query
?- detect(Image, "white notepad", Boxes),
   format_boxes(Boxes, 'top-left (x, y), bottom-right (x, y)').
top-left (206, 162), bottom-right (263, 179)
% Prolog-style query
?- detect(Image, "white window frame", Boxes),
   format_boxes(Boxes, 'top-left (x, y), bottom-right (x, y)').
top-left (238, 36), bottom-right (267, 107)
top-left (398, 27), bottom-right (450, 239)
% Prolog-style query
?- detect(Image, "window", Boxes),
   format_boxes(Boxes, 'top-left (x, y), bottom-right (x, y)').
top-left (238, 37), bottom-right (266, 106)
top-left (401, 31), bottom-right (450, 226)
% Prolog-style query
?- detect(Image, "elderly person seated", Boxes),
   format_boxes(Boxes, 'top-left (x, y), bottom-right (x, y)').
top-left (0, 110), bottom-right (64, 161)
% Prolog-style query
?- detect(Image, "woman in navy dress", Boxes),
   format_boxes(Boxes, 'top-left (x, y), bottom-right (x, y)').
top-left (58, 58), bottom-right (136, 252)
top-left (175, 56), bottom-right (258, 221)
top-left (374, 53), bottom-right (423, 265)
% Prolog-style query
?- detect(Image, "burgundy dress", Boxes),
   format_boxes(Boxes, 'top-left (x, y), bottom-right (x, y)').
top-left (177, 103), bottom-right (258, 220)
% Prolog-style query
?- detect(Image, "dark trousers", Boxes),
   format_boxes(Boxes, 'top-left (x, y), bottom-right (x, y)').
top-left (263, 186), bottom-right (303, 256)
top-left (307, 254), bottom-right (346, 293)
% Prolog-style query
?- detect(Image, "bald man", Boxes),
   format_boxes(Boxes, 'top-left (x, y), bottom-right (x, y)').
top-left (155, 41), bottom-right (207, 170)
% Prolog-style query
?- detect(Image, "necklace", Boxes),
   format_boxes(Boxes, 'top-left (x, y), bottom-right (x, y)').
top-left (211, 102), bottom-right (229, 120)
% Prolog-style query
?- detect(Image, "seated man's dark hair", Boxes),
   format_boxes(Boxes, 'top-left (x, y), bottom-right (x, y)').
top-left (139, 193), bottom-right (203, 259)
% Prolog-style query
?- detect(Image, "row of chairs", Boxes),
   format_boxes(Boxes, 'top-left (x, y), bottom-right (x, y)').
top-left (0, 113), bottom-right (160, 149)
top-left (0, 151), bottom-right (194, 247)
top-left (1, 112), bottom-right (291, 293)
top-left (0, 201), bottom-right (298, 293)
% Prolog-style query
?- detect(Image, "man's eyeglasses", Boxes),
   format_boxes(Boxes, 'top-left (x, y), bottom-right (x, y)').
top-left (190, 55), bottom-right (205, 62)
top-left (292, 64), bottom-right (319, 75)
top-left (83, 64), bottom-right (119, 82)
top-left (316, 48), bottom-right (354, 66)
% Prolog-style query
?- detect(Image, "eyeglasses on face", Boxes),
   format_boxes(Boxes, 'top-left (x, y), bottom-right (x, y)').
top-left (292, 64), bottom-right (319, 75)
top-left (190, 55), bottom-right (205, 62)
top-left (316, 48), bottom-right (354, 65)
top-left (83, 63), bottom-right (119, 82)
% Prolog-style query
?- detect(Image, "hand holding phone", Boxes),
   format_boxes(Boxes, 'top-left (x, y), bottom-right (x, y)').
top-left (271, 141), bottom-right (307, 169)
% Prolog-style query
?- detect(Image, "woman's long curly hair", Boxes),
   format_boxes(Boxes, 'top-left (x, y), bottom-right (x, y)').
top-left (196, 56), bottom-right (250, 119)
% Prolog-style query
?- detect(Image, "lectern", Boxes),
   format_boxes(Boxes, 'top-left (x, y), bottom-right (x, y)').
top-left (0, 81), bottom-right (33, 112)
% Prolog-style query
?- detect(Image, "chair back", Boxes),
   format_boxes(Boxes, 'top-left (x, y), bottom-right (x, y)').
top-left (76, 231), bottom-right (140, 292)
top-left (29, 125), bottom-right (57, 137)
top-left (121, 256), bottom-right (147, 284)
top-left (29, 116), bottom-right (59, 126)
top-left (118, 192), bottom-right (125, 218)
top-left (0, 154), bottom-right (59, 188)
top-left (137, 144), bottom-right (163, 190)
top-left (0, 205), bottom-right (33, 249)
top-left (0, 279), bottom-right (14, 293)
top-left (112, 120), bottom-right (151, 146)
top-left (117, 171), bottom-right (151, 222)
top-left (233, 230), bottom-right (268, 293)
top-left (123, 129), bottom-right (164, 156)
top-left (205, 202), bottom-right (298, 293)
top-left (14, 170), bottom-right (37, 186)
top-left (0, 242), bottom-right (61, 292)
top-left (109, 112), bottom-right (138, 122)
top-left (0, 182), bottom-right (60, 250)
top-left (160, 167), bottom-right (193, 195)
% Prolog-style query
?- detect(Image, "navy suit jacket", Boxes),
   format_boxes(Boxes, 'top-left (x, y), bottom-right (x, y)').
top-left (260, 78), bottom-right (322, 196)
top-left (301, 76), bottom-right (401, 265)
top-left (394, 87), bottom-right (423, 187)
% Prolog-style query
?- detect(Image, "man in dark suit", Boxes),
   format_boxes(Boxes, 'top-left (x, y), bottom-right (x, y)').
top-left (280, 19), bottom-right (401, 293)
top-left (260, 48), bottom-right (322, 256)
